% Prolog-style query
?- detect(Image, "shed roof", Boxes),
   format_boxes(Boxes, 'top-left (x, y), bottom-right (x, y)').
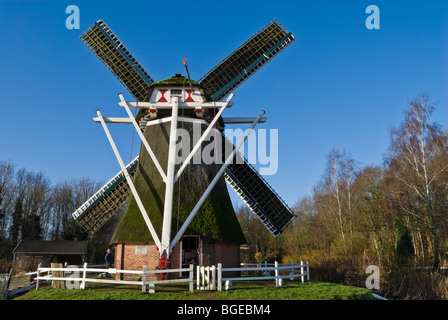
top-left (13, 240), bottom-right (88, 255)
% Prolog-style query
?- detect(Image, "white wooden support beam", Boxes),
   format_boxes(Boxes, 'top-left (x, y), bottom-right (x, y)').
top-left (118, 93), bottom-right (167, 182)
top-left (118, 101), bottom-right (233, 109)
top-left (92, 116), bottom-right (133, 124)
top-left (223, 117), bottom-right (267, 124)
top-left (96, 110), bottom-right (162, 250)
top-left (160, 97), bottom-right (179, 256)
top-left (169, 110), bottom-right (266, 252)
top-left (174, 93), bottom-right (234, 183)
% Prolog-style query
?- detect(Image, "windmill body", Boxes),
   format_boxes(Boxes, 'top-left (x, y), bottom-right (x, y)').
top-left (73, 19), bottom-right (296, 279)
top-left (110, 76), bottom-right (247, 278)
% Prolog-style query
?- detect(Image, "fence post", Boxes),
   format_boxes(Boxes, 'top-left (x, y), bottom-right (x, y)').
top-left (148, 282), bottom-right (155, 294)
top-left (206, 266), bottom-right (211, 290)
top-left (290, 260), bottom-right (294, 281)
top-left (36, 263), bottom-right (42, 290)
top-left (301, 261), bottom-right (304, 284)
top-left (211, 266), bottom-right (216, 290)
top-left (196, 266), bottom-right (199, 290)
top-left (217, 263), bottom-right (222, 292)
top-left (197, 266), bottom-right (204, 290)
top-left (142, 265), bottom-right (147, 293)
top-left (189, 264), bottom-right (194, 293)
top-left (80, 262), bottom-right (87, 289)
top-left (307, 261), bottom-right (310, 281)
top-left (51, 263), bottom-right (65, 289)
top-left (204, 267), bottom-right (208, 290)
top-left (199, 266), bottom-right (205, 290)
top-left (264, 261), bottom-right (269, 276)
top-left (275, 261), bottom-right (279, 288)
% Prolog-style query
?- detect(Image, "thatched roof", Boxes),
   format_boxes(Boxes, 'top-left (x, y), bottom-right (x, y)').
top-left (152, 73), bottom-right (199, 86)
top-left (13, 240), bottom-right (88, 255)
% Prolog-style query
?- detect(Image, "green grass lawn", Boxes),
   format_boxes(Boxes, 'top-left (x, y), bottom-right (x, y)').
top-left (12, 280), bottom-right (377, 301)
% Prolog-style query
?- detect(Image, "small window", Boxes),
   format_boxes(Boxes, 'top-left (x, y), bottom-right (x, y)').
top-left (171, 89), bottom-right (182, 95)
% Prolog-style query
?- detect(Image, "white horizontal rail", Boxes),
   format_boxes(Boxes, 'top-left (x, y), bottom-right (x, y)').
top-left (35, 261), bottom-right (309, 294)
top-left (36, 276), bottom-right (193, 286)
top-left (35, 263), bottom-right (194, 293)
top-left (216, 261), bottom-right (310, 291)
top-left (36, 276), bottom-right (141, 286)
top-left (223, 265), bottom-right (307, 272)
top-left (240, 262), bottom-right (296, 266)
top-left (222, 273), bottom-right (307, 282)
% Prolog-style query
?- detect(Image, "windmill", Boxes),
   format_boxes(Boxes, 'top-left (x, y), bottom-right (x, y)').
top-left (73, 19), bottom-right (296, 277)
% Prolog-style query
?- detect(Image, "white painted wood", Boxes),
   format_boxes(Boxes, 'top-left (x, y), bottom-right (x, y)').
top-left (96, 110), bottom-right (162, 250)
top-left (118, 101), bottom-right (233, 109)
top-left (161, 97), bottom-right (179, 256)
top-left (35, 264), bottom-right (196, 294)
top-left (169, 110), bottom-right (266, 252)
top-left (119, 93), bottom-right (167, 182)
top-left (217, 261), bottom-right (310, 291)
top-left (174, 95), bottom-right (232, 182)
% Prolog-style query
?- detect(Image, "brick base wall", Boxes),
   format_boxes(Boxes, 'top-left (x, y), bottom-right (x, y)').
top-left (114, 243), bottom-right (159, 280)
top-left (113, 241), bottom-right (241, 280)
top-left (202, 242), bottom-right (241, 277)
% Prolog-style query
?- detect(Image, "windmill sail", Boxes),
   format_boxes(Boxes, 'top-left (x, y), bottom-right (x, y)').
top-left (222, 135), bottom-right (295, 237)
top-left (80, 20), bottom-right (155, 101)
top-left (198, 19), bottom-right (294, 101)
top-left (72, 157), bottom-right (139, 235)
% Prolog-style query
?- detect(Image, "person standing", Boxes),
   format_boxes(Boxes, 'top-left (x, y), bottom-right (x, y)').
top-left (105, 248), bottom-right (114, 278)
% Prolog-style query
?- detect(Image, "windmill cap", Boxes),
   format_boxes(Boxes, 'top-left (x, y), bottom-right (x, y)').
top-left (151, 74), bottom-right (200, 87)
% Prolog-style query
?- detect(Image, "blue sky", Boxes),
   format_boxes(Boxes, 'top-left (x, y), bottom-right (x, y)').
top-left (0, 0), bottom-right (447, 209)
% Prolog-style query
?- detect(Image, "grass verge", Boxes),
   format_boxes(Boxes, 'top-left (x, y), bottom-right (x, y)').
top-left (12, 280), bottom-right (376, 300)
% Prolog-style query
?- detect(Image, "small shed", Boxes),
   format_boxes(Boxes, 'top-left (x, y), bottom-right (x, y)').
top-left (12, 240), bottom-right (88, 272)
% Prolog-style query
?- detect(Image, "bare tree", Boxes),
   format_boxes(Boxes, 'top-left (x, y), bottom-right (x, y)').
top-left (9, 168), bottom-right (51, 242)
top-left (354, 165), bottom-right (391, 266)
top-left (50, 177), bottom-right (102, 240)
top-left (0, 161), bottom-right (15, 239)
top-left (387, 94), bottom-right (448, 269)
top-left (314, 149), bottom-right (359, 251)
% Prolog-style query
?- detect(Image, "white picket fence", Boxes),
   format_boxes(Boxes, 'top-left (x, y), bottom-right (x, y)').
top-left (35, 261), bottom-right (309, 294)
top-left (198, 261), bottom-right (310, 291)
top-left (35, 263), bottom-right (195, 293)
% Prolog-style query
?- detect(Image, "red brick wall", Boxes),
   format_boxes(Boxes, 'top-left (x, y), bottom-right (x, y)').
top-left (203, 242), bottom-right (241, 277)
top-left (113, 241), bottom-right (241, 280)
top-left (113, 243), bottom-right (160, 280)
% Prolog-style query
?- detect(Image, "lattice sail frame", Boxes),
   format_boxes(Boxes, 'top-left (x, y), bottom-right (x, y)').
top-left (222, 135), bottom-right (294, 237)
top-left (198, 19), bottom-right (295, 101)
top-left (73, 157), bottom-right (138, 235)
top-left (80, 20), bottom-right (154, 101)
